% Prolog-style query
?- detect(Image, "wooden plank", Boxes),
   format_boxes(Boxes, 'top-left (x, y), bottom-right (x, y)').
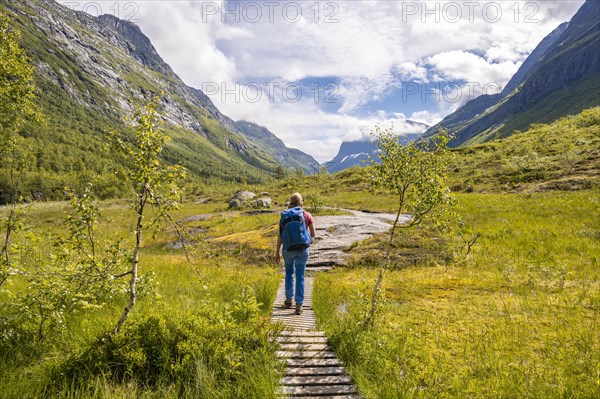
top-left (281, 384), bottom-right (357, 396)
top-left (277, 351), bottom-right (338, 359)
top-left (280, 323), bottom-right (318, 328)
top-left (272, 314), bottom-right (316, 319)
top-left (275, 318), bottom-right (315, 322)
top-left (285, 358), bottom-right (342, 367)
top-left (279, 343), bottom-right (331, 351)
top-left (277, 336), bottom-right (328, 344)
top-left (273, 275), bottom-right (361, 398)
top-left (288, 396), bottom-right (360, 399)
top-left (279, 330), bottom-right (326, 337)
top-left (280, 323), bottom-right (318, 329)
top-left (285, 366), bottom-right (345, 376)
top-left (281, 375), bottom-right (353, 386)
top-left (272, 312), bottom-right (314, 316)
top-left (272, 318), bottom-right (316, 323)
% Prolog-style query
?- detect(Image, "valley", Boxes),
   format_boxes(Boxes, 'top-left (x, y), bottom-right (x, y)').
top-left (1, 0), bottom-right (599, 398)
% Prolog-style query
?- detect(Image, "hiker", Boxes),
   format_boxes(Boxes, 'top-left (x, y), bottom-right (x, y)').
top-left (275, 193), bottom-right (316, 315)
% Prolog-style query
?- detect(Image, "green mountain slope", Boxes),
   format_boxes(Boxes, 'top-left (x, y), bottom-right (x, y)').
top-left (422, 0), bottom-right (600, 147)
top-left (235, 121), bottom-right (319, 174)
top-left (277, 107), bottom-right (599, 207)
top-left (448, 107), bottom-right (600, 192)
top-left (1, 0), bottom-right (303, 202)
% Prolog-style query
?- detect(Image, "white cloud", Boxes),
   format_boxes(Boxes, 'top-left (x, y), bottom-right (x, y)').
top-left (410, 110), bottom-right (445, 126)
top-left (337, 74), bottom-right (402, 114)
top-left (133, 1), bottom-right (238, 87)
top-left (427, 50), bottom-right (520, 85)
top-left (225, 96), bottom-right (430, 162)
top-left (59, 0), bottom-right (587, 161)
top-left (395, 62), bottom-right (429, 83)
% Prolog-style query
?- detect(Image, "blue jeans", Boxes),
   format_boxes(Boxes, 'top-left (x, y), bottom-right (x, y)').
top-left (283, 248), bottom-right (309, 305)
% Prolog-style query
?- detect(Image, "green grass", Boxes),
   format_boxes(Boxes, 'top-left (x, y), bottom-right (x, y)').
top-left (1, 108), bottom-right (598, 398)
top-left (0, 199), bottom-right (283, 398)
top-left (313, 191), bottom-right (600, 398)
top-left (451, 107), bottom-right (600, 192)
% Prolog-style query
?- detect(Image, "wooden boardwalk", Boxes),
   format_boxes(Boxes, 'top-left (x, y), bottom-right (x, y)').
top-left (272, 277), bottom-right (360, 398)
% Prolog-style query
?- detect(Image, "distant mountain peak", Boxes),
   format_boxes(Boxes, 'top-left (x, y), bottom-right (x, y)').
top-left (326, 131), bottom-right (424, 173)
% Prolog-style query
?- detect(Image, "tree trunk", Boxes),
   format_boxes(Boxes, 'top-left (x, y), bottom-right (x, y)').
top-left (366, 196), bottom-right (405, 328)
top-left (114, 209), bottom-right (143, 334)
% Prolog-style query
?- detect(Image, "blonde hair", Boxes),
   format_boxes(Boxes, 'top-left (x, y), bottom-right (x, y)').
top-left (288, 193), bottom-right (303, 208)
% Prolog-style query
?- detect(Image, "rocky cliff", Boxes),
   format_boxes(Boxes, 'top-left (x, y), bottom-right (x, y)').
top-left (3, 0), bottom-right (315, 196)
top-left (326, 131), bottom-right (423, 172)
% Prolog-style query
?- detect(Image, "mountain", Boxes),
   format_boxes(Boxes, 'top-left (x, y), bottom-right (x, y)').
top-left (500, 22), bottom-right (569, 96)
top-left (235, 121), bottom-right (319, 174)
top-left (325, 140), bottom-right (378, 172)
top-left (1, 0), bottom-right (312, 201)
top-left (326, 131), bottom-right (423, 172)
top-left (422, 0), bottom-right (600, 147)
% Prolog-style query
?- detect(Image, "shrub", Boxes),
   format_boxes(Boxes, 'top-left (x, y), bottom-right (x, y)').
top-left (48, 293), bottom-right (280, 395)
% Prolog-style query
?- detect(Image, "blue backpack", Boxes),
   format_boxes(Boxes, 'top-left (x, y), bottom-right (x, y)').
top-left (279, 207), bottom-right (311, 251)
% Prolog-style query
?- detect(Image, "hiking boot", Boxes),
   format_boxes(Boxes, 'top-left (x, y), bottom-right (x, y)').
top-left (284, 298), bottom-right (292, 309)
top-left (295, 304), bottom-right (303, 315)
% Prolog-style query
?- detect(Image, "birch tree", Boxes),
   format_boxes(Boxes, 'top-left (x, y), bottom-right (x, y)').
top-left (365, 127), bottom-right (455, 328)
top-left (112, 99), bottom-right (186, 333)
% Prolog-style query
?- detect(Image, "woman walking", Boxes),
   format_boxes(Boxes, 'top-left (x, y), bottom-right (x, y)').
top-left (275, 193), bottom-right (316, 315)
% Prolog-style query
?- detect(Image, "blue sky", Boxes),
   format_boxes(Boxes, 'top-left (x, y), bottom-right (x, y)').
top-left (59, 0), bottom-right (585, 161)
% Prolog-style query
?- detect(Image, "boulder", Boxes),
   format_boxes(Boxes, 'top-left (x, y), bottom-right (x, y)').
top-left (230, 190), bottom-right (256, 202)
top-left (251, 198), bottom-right (272, 208)
top-left (180, 214), bottom-right (213, 223)
top-left (228, 198), bottom-right (242, 209)
top-left (228, 190), bottom-right (259, 208)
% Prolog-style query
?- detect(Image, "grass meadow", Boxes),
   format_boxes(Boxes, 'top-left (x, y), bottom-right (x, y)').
top-left (313, 191), bottom-right (599, 398)
top-left (0, 200), bottom-right (284, 398)
top-left (1, 109), bottom-right (599, 398)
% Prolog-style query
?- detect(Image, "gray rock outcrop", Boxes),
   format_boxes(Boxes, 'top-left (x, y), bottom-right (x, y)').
top-left (307, 210), bottom-right (411, 268)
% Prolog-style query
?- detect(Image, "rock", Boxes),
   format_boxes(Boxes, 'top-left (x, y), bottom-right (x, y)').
top-left (251, 198), bottom-right (271, 208)
top-left (230, 190), bottom-right (256, 202)
top-left (32, 192), bottom-right (46, 202)
top-left (180, 214), bottom-right (213, 223)
top-left (228, 198), bottom-right (242, 209)
top-left (243, 209), bottom-right (275, 215)
top-left (306, 210), bottom-right (410, 267)
top-left (228, 190), bottom-right (258, 208)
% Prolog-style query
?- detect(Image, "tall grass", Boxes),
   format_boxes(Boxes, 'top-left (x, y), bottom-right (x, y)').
top-left (0, 199), bottom-right (282, 398)
top-left (313, 191), bottom-right (599, 399)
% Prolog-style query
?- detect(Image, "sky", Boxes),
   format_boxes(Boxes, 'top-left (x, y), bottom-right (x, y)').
top-left (59, 0), bottom-right (585, 162)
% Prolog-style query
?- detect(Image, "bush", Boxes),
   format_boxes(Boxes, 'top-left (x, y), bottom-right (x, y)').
top-left (49, 300), bottom-right (281, 396)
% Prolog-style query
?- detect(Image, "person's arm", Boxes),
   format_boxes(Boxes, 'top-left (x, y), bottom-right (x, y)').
top-left (275, 235), bottom-right (282, 263)
top-left (305, 211), bottom-right (316, 239)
